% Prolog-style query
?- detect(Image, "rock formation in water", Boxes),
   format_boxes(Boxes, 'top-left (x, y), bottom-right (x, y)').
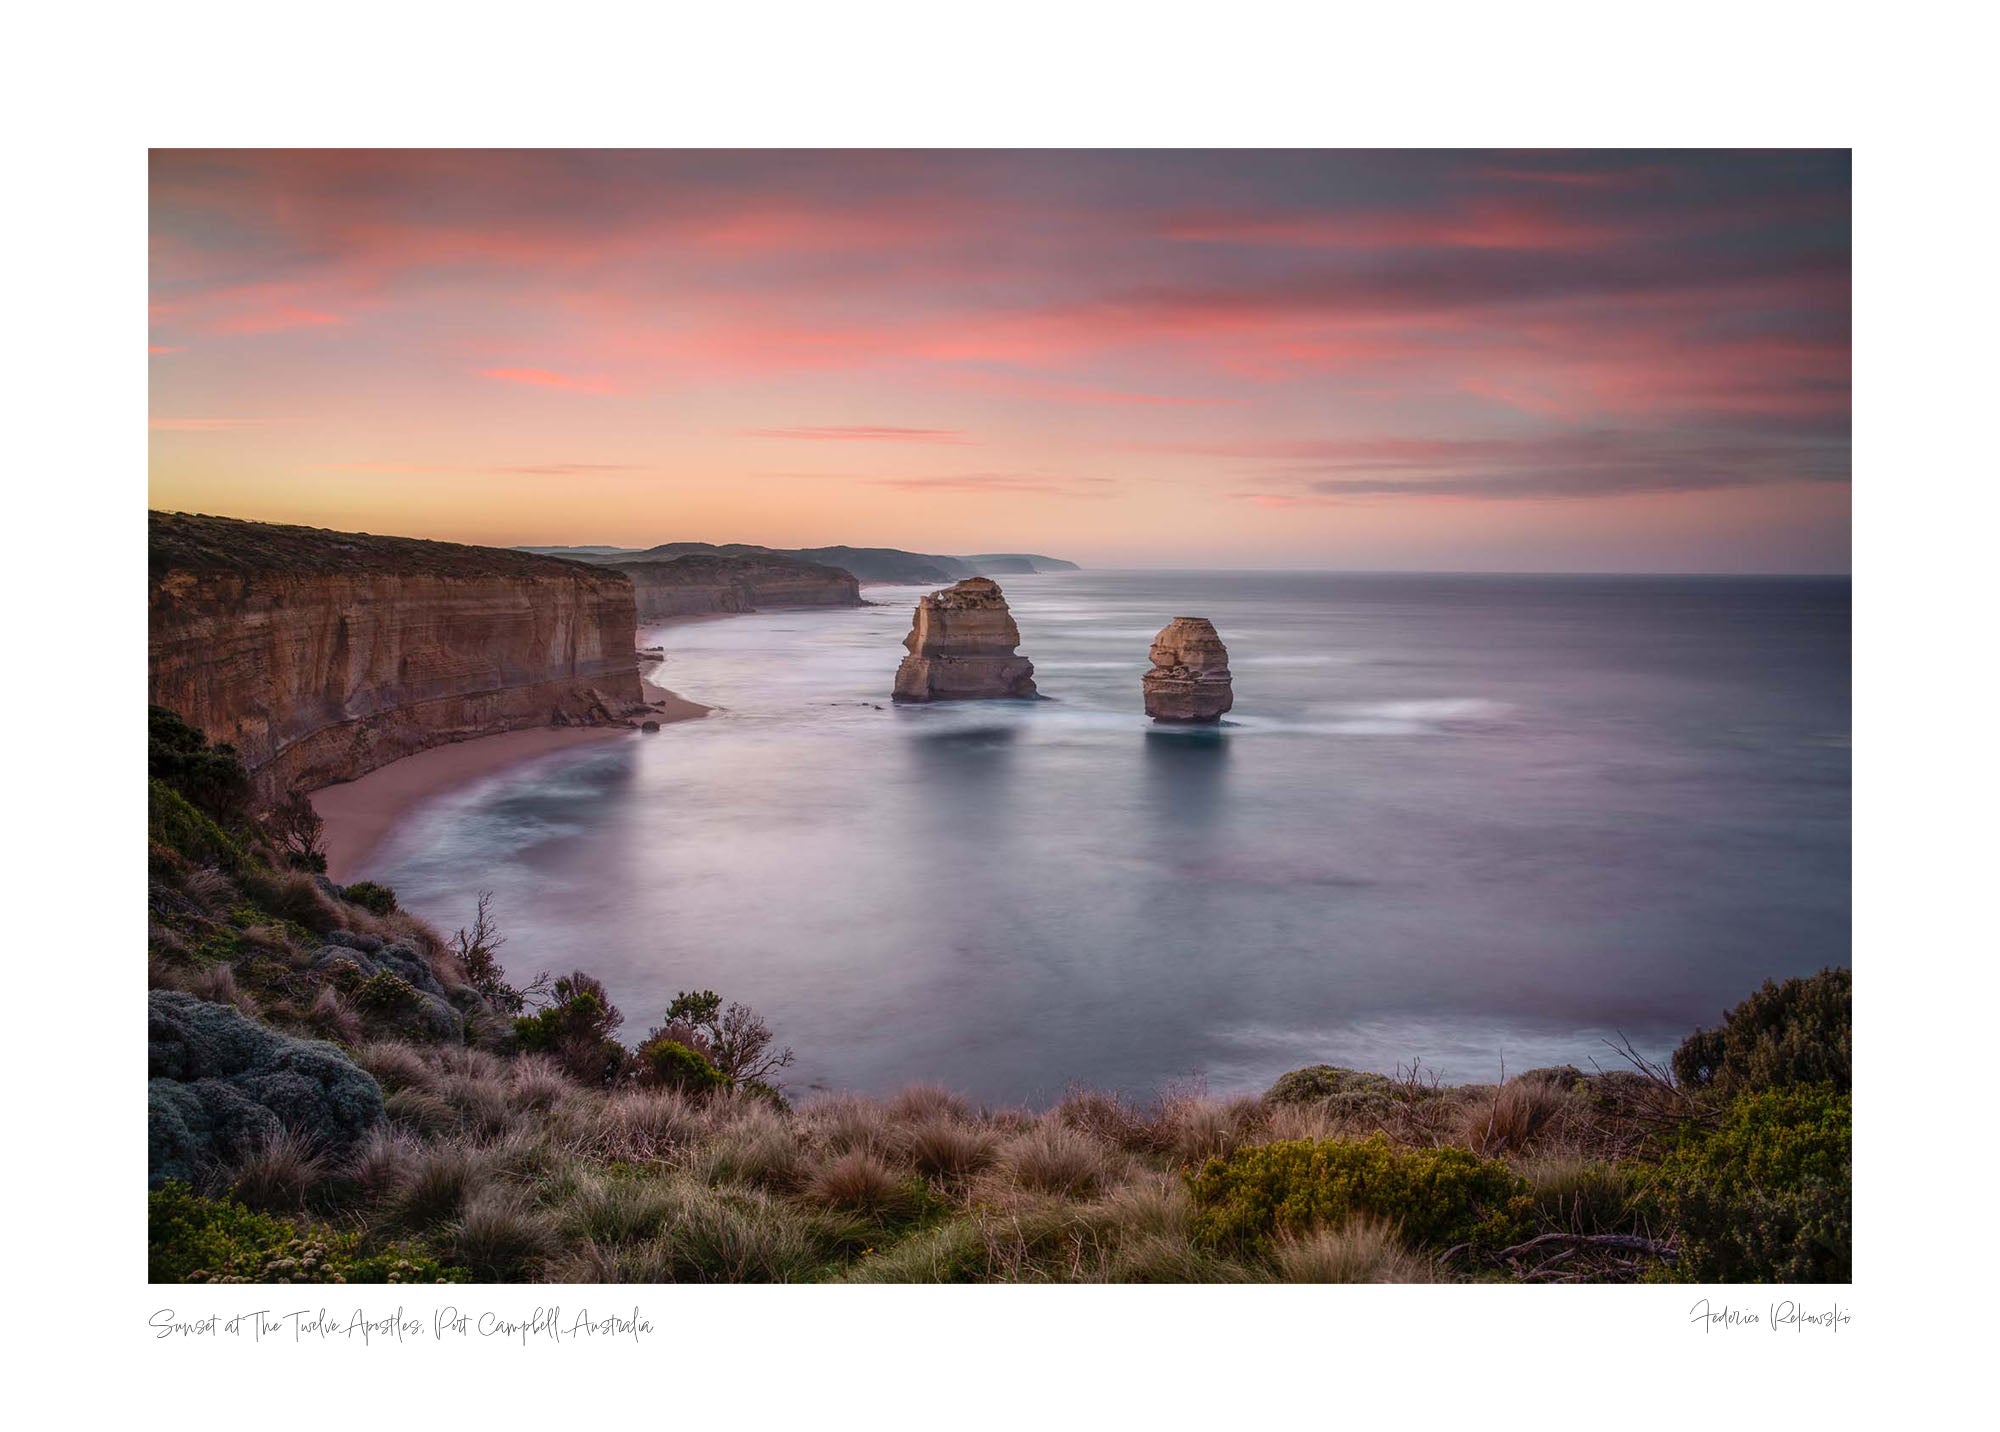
top-left (892, 578), bottom-right (1038, 701)
top-left (1142, 617), bottom-right (1233, 722)
top-left (149, 511), bottom-right (647, 800)
top-left (610, 552), bottom-right (863, 619)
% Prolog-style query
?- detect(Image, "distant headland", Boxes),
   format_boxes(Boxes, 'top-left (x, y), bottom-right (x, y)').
top-left (519, 541), bottom-right (1080, 585)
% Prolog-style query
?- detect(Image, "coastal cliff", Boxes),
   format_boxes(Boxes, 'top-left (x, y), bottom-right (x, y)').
top-left (611, 552), bottom-right (863, 620)
top-left (149, 512), bottom-right (645, 799)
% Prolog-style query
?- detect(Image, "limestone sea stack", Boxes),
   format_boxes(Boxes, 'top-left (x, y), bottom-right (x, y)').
top-left (1143, 617), bottom-right (1233, 722)
top-left (892, 578), bottom-right (1037, 701)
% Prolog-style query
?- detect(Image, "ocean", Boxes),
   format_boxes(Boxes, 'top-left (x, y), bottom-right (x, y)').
top-left (367, 571), bottom-right (1850, 1103)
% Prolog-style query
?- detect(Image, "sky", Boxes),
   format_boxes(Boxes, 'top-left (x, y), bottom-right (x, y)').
top-left (149, 150), bottom-right (1849, 572)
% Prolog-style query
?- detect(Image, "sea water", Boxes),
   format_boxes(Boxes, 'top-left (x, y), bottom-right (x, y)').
top-left (368, 571), bottom-right (1849, 1102)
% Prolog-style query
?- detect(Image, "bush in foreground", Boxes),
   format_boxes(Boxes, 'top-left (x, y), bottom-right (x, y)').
top-left (149, 1183), bottom-right (459, 1284)
top-left (1645, 1083), bottom-right (1851, 1283)
top-left (1672, 967), bottom-right (1851, 1095)
top-left (1189, 1134), bottom-right (1532, 1254)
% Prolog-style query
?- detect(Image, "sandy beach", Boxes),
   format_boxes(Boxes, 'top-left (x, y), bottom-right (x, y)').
top-left (315, 675), bottom-right (711, 881)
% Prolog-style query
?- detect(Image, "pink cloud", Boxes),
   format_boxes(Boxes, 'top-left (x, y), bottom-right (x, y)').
top-left (476, 367), bottom-right (620, 395)
top-left (742, 425), bottom-right (971, 444)
top-left (149, 417), bottom-right (282, 431)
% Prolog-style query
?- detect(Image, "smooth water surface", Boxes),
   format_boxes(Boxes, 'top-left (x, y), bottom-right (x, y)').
top-left (369, 572), bottom-right (1849, 1102)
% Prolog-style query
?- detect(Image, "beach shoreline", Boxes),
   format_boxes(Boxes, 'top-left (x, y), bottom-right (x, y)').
top-left (315, 603), bottom-right (858, 883)
top-left (315, 679), bottom-right (711, 881)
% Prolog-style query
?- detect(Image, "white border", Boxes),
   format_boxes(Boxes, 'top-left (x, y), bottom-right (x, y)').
top-left (9, 0), bottom-right (1990, 1422)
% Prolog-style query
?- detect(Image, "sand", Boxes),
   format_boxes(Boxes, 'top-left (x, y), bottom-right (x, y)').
top-left (314, 680), bottom-right (711, 881)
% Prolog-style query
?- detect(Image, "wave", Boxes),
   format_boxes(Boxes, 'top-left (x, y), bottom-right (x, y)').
top-left (1339, 698), bottom-right (1513, 722)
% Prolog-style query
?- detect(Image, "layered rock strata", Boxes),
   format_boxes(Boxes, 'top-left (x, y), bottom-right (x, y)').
top-left (1142, 617), bottom-right (1234, 722)
top-left (611, 552), bottom-right (862, 619)
top-left (892, 578), bottom-right (1038, 701)
top-left (149, 511), bottom-right (645, 800)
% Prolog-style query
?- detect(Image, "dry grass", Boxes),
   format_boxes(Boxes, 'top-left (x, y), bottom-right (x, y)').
top-left (186, 963), bottom-right (260, 1018)
top-left (1155, 1093), bottom-right (1265, 1167)
top-left (228, 1129), bottom-right (327, 1211)
top-left (451, 1188), bottom-right (558, 1279)
top-left (391, 1142), bottom-right (482, 1229)
top-left (434, 1071), bottom-right (518, 1138)
top-left (306, 985), bottom-right (363, 1044)
top-left (150, 955), bottom-right (1696, 1288)
top-left (1272, 1217), bottom-right (1438, 1283)
top-left (997, 1121), bottom-right (1116, 1197)
top-left (384, 1086), bottom-right (460, 1137)
top-left (1521, 1155), bottom-right (1642, 1236)
top-left (1460, 1076), bottom-right (1583, 1155)
top-left (349, 1127), bottom-right (421, 1205)
top-left (251, 869), bottom-right (344, 934)
top-left (887, 1084), bottom-right (972, 1124)
top-left (797, 1092), bottom-right (895, 1155)
top-left (508, 1055), bottom-right (573, 1111)
top-left (804, 1149), bottom-right (918, 1217)
top-left (184, 866), bottom-right (237, 908)
top-left (353, 1040), bottom-right (435, 1093)
top-left (583, 1088), bottom-right (700, 1163)
top-left (1256, 1101), bottom-right (1344, 1146)
top-left (898, 1116), bottom-right (999, 1180)
top-left (1053, 1089), bottom-right (1157, 1153)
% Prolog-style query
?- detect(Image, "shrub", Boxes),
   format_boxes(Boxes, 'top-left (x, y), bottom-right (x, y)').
top-left (148, 706), bottom-right (252, 827)
top-left (268, 789), bottom-right (328, 872)
top-left (636, 1034), bottom-right (729, 1095)
top-left (355, 970), bottom-right (422, 1015)
top-left (648, 989), bottom-right (795, 1085)
top-left (1672, 967), bottom-right (1850, 1095)
top-left (1264, 1065), bottom-right (1399, 1110)
top-left (149, 1182), bottom-right (458, 1284)
top-left (513, 972), bottom-right (628, 1086)
top-left (343, 881), bottom-right (399, 916)
top-left (149, 780), bottom-right (245, 871)
top-left (1188, 1135), bottom-right (1532, 1253)
top-left (1645, 1084), bottom-right (1850, 1283)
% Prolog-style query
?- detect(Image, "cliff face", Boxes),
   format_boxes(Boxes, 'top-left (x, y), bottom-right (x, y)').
top-left (612, 553), bottom-right (863, 621)
top-left (1143, 617), bottom-right (1234, 722)
top-left (892, 577), bottom-right (1038, 701)
top-left (150, 512), bottom-right (645, 798)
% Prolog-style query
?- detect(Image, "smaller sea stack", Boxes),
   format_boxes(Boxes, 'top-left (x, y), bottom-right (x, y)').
top-left (893, 578), bottom-right (1038, 702)
top-left (1143, 617), bottom-right (1233, 722)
